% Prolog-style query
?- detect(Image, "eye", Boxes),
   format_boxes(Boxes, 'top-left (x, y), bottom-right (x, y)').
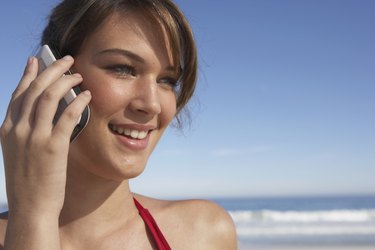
top-left (105, 64), bottom-right (136, 77)
top-left (158, 76), bottom-right (179, 90)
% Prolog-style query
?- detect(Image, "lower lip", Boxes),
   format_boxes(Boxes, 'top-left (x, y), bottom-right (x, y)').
top-left (110, 129), bottom-right (150, 151)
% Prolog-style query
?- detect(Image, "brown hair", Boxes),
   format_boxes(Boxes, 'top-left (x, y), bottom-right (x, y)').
top-left (41, 0), bottom-right (197, 127)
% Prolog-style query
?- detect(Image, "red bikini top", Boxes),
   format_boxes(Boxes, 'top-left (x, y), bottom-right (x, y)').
top-left (133, 198), bottom-right (171, 250)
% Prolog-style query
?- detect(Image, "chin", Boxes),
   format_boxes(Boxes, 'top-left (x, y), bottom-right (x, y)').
top-left (84, 155), bottom-right (148, 182)
top-left (109, 158), bottom-right (148, 181)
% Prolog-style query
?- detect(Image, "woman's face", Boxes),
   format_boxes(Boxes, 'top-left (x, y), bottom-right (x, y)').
top-left (68, 12), bottom-right (178, 180)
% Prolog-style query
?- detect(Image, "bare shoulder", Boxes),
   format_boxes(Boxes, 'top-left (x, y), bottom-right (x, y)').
top-left (171, 198), bottom-right (237, 249)
top-left (0, 211), bottom-right (8, 247)
top-left (134, 194), bottom-right (237, 249)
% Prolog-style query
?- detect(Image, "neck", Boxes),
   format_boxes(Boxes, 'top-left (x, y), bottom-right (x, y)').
top-left (59, 162), bottom-right (137, 240)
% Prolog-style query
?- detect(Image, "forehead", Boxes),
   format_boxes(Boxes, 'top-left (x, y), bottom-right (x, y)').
top-left (79, 11), bottom-right (175, 65)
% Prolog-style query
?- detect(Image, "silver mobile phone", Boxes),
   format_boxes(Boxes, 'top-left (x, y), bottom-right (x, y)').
top-left (36, 45), bottom-right (90, 142)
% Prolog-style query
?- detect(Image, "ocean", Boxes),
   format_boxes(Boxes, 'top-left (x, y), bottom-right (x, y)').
top-left (213, 195), bottom-right (375, 249)
top-left (2, 195), bottom-right (375, 249)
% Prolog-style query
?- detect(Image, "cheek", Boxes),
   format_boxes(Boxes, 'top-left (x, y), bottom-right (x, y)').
top-left (74, 61), bottom-right (125, 116)
top-left (81, 76), bottom-right (128, 117)
top-left (160, 92), bottom-right (177, 124)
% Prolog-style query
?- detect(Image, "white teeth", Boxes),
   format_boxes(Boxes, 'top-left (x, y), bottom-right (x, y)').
top-left (117, 127), bottom-right (124, 134)
top-left (111, 125), bottom-right (149, 139)
top-left (130, 130), bottom-right (139, 138)
top-left (138, 131), bottom-right (147, 139)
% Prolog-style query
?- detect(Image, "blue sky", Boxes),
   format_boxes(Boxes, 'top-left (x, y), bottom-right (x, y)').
top-left (0, 0), bottom-right (374, 204)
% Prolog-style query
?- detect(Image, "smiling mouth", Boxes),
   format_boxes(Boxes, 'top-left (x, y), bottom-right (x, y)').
top-left (109, 124), bottom-right (149, 140)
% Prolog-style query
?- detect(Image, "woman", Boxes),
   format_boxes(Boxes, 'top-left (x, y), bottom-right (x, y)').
top-left (0, 0), bottom-right (237, 249)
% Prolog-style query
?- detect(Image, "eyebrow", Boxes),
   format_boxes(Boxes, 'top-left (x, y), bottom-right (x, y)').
top-left (95, 48), bottom-right (146, 64)
top-left (95, 48), bottom-right (179, 74)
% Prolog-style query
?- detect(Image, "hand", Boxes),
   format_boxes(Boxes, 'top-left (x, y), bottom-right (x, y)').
top-left (0, 56), bottom-right (91, 217)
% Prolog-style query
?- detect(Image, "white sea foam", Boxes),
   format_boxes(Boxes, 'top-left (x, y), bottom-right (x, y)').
top-left (230, 209), bottom-right (375, 237)
top-left (230, 209), bottom-right (375, 223)
top-left (236, 225), bottom-right (375, 236)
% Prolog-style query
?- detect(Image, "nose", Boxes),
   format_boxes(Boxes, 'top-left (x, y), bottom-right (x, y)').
top-left (129, 77), bottom-right (161, 116)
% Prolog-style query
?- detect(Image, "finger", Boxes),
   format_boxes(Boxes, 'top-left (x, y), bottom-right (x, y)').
top-left (52, 90), bottom-right (91, 141)
top-left (18, 56), bottom-right (75, 126)
top-left (12, 57), bottom-right (38, 100)
top-left (33, 73), bottom-right (84, 133)
top-left (1, 57), bottom-right (38, 131)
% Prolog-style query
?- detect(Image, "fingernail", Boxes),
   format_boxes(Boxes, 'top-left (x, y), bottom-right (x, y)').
top-left (72, 73), bottom-right (82, 78)
top-left (62, 55), bottom-right (73, 61)
top-left (24, 57), bottom-right (34, 74)
top-left (82, 90), bottom-right (91, 96)
top-left (27, 57), bottom-right (34, 66)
